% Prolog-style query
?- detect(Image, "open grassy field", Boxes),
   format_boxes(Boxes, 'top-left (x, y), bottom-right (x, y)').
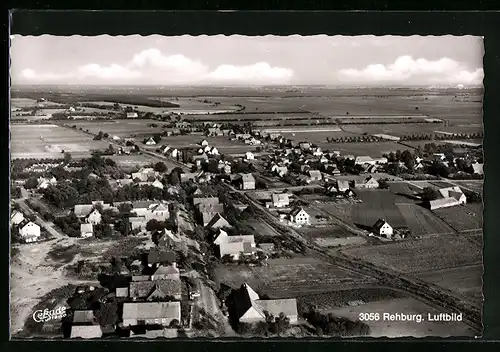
top-left (432, 204), bottom-right (483, 233)
top-left (297, 224), bottom-right (354, 240)
top-left (341, 123), bottom-right (482, 137)
top-left (328, 297), bottom-right (476, 337)
top-left (351, 190), bottom-right (407, 229)
top-left (68, 120), bottom-right (166, 138)
top-left (417, 264), bottom-right (483, 305)
top-left (397, 204), bottom-right (455, 236)
top-left (214, 256), bottom-right (375, 298)
top-left (341, 234), bottom-right (482, 274)
top-left (10, 124), bottom-right (109, 159)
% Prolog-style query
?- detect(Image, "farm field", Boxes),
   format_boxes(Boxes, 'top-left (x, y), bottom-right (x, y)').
top-left (341, 123), bottom-right (482, 137)
top-left (417, 264), bottom-right (483, 305)
top-left (397, 204), bottom-right (455, 237)
top-left (296, 224), bottom-right (354, 239)
top-left (451, 180), bottom-right (483, 195)
top-left (319, 141), bottom-right (412, 155)
top-left (108, 154), bottom-right (155, 169)
top-left (10, 124), bottom-right (108, 159)
top-left (432, 204), bottom-right (483, 233)
top-left (328, 297), bottom-right (476, 337)
top-left (314, 236), bottom-right (367, 248)
top-left (68, 120), bottom-right (166, 138)
top-left (320, 200), bottom-right (356, 224)
top-left (341, 234), bottom-right (482, 274)
top-left (298, 287), bottom-right (409, 310)
top-left (214, 256), bottom-right (375, 298)
top-left (351, 190), bottom-right (407, 229)
top-left (388, 182), bottom-right (422, 205)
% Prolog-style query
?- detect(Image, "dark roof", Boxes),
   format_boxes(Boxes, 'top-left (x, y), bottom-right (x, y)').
top-left (72, 310), bottom-right (98, 325)
top-left (147, 249), bottom-right (176, 265)
top-left (373, 219), bottom-right (389, 230)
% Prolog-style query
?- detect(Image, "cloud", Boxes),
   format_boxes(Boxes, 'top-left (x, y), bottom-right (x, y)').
top-left (338, 56), bottom-right (483, 85)
top-left (16, 48), bottom-right (294, 85)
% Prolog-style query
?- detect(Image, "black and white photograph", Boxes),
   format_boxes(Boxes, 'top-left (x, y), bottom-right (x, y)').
top-left (9, 34), bottom-right (484, 339)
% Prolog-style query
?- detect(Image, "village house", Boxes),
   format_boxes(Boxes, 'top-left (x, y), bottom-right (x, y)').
top-left (271, 165), bottom-right (288, 177)
top-left (180, 172), bottom-right (199, 183)
top-left (213, 229), bottom-right (256, 260)
top-left (289, 207), bottom-right (310, 226)
top-left (373, 219), bottom-right (393, 239)
top-left (308, 170), bottom-right (323, 182)
top-left (129, 280), bottom-right (182, 301)
top-left (472, 162), bottom-right (484, 175)
top-left (151, 179), bottom-right (164, 189)
top-left (272, 193), bottom-right (290, 208)
top-left (129, 216), bottom-right (147, 231)
top-left (299, 142), bottom-right (311, 151)
top-left (192, 153), bottom-right (209, 166)
top-left (72, 310), bottom-right (100, 325)
top-left (197, 203), bottom-right (225, 226)
top-left (239, 173), bottom-right (256, 190)
top-left (324, 164), bottom-right (341, 175)
top-left (122, 302), bottom-right (181, 328)
top-left (10, 210), bottom-right (25, 226)
top-left (354, 176), bottom-right (379, 189)
top-left (200, 139), bottom-right (209, 147)
top-left (86, 209), bottom-right (102, 225)
top-left (217, 163), bottom-right (232, 174)
top-left (233, 283), bottom-right (298, 325)
top-left (429, 186), bottom-right (467, 210)
top-left (313, 147), bottom-right (323, 156)
top-left (209, 147), bottom-right (219, 156)
top-left (80, 223), bottom-right (93, 238)
top-left (207, 127), bottom-right (223, 136)
top-left (37, 176), bottom-right (57, 189)
top-left (145, 137), bottom-right (157, 146)
top-left (170, 148), bottom-right (179, 158)
top-left (207, 213), bottom-right (232, 230)
top-left (126, 112), bottom-right (139, 118)
top-left (70, 325), bottom-right (103, 339)
top-left (147, 249), bottom-right (176, 268)
top-left (132, 168), bottom-right (159, 182)
top-left (245, 151), bottom-right (255, 161)
top-left (156, 229), bottom-right (183, 249)
top-left (18, 221), bottom-right (41, 243)
top-left (300, 164), bottom-right (311, 174)
top-left (151, 263), bottom-right (180, 281)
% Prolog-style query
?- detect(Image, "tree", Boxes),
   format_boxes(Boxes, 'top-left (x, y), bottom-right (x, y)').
top-left (146, 219), bottom-right (165, 232)
top-left (24, 176), bottom-right (39, 189)
top-left (170, 171), bottom-right (180, 185)
top-left (421, 187), bottom-right (440, 202)
top-left (153, 162), bottom-right (168, 173)
top-left (63, 152), bottom-right (72, 164)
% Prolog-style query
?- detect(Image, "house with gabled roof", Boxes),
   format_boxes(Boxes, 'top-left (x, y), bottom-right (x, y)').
top-left (122, 302), bottom-right (181, 328)
top-left (233, 283), bottom-right (298, 325)
top-left (429, 186), bottom-right (467, 210)
top-left (373, 219), bottom-right (393, 239)
top-left (18, 221), bottom-right (41, 243)
top-left (272, 193), bottom-right (290, 208)
top-left (86, 209), bottom-right (102, 225)
top-left (145, 137), bottom-right (157, 146)
top-left (129, 279), bottom-right (182, 301)
top-left (80, 223), bottom-right (93, 238)
top-left (10, 210), bottom-right (25, 226)
top-left (147, 248), bottom-right (176, 267)
top-left (472, 162), bottom-right (484, 175)
top-left (72, 310), bottom-right (99, 325)
top-left (156, 229), bottom-right (182, 248)
top-left (70, 325), bottom-right (103, 339)
top-left (151, 263), bottom-right (180, 281)
top-left (245, 152), bottom-right (255, 161)
top-left (206, 213), bottom-right (232, 230)
top-left (299, 142), bottom-right (311, 151)
top-left (289, 207), bottom-right (310, 226)
top-left (37, 176), bottom-right (57, 189)
top-left (151, 179), bottom-right (164, 189)
top-left (336, 180), bottom-right (350, 192)
top-left (354, 176), bottom-right (379, 189)
top-left (239, 173), bottom-right (256, 190)
top-left (308, 170), bottom-right (322, 182)
top-left (213, 229), bottom-right (256, 260)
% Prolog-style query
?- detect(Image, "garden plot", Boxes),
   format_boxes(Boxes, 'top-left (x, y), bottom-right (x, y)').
top-left (397, 204), bottom-right (455, 237)
top-left (432, 204), bottom-right (483, 233)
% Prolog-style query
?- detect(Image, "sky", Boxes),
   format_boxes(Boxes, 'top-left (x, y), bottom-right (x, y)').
top-left (10, 35), bottom-right (484, 87)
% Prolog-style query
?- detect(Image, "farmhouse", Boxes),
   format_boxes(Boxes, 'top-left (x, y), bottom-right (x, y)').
top-left (18, 221), bottom-right (41, 243)
top-left (233, 284), bottom-right (298, 325)
top-left (308, 170), bottom-right (322, 182)
top-left (354, 176), bottom-right (379, 189)
top-left (239, 173), bottom-right (256, 190)
top-left (373, 219), bottom-right (393, 239)
top-left (122, 302), bottom-right (181, 328)
top-left (10, 210), bottom-right (25, 226)
top-left (80, 223), bottom-right (93, 238)
top-left (289, 207), bottom-right (310, 225)
top-left (213, 230), bottom-right (256, 260)
top-left (429, 186), bottom-right (467, 210)
top-left (272, 193), bottom-right (290, 208)
top-left (151, 179), bottom-right (164, 189)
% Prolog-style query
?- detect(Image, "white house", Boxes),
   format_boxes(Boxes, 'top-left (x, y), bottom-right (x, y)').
top-left (152, 179), bottom-right (164, 189)
top-left (373, 219), bottom-right (393, 238)
top-left (272, 193), bottom-right (290, 208)
top-left (245, 152), bottom-right (255, 161)
top-left (201, 140), bottom-right (209, 147)
top-left (80, 223), bottom-right (93, 238)
top-left (10, 210), bottom-right (25, 226)
top-left (145, 137), bottom-right (156, 146)
top-left (313, 148), bottom-right (323, 156)
top-left (289, 207), bottom-right (310, 225)
top-left (170, 149), bottom-right (179, 158)
top-left (127, 112), bottom-right (139, 118)
top-left (86, 209), bottom-right (102, 225)
top-left (37, 176), bottom-right (57, 189)
top-left (19, 221), bottom-right (41, 243)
